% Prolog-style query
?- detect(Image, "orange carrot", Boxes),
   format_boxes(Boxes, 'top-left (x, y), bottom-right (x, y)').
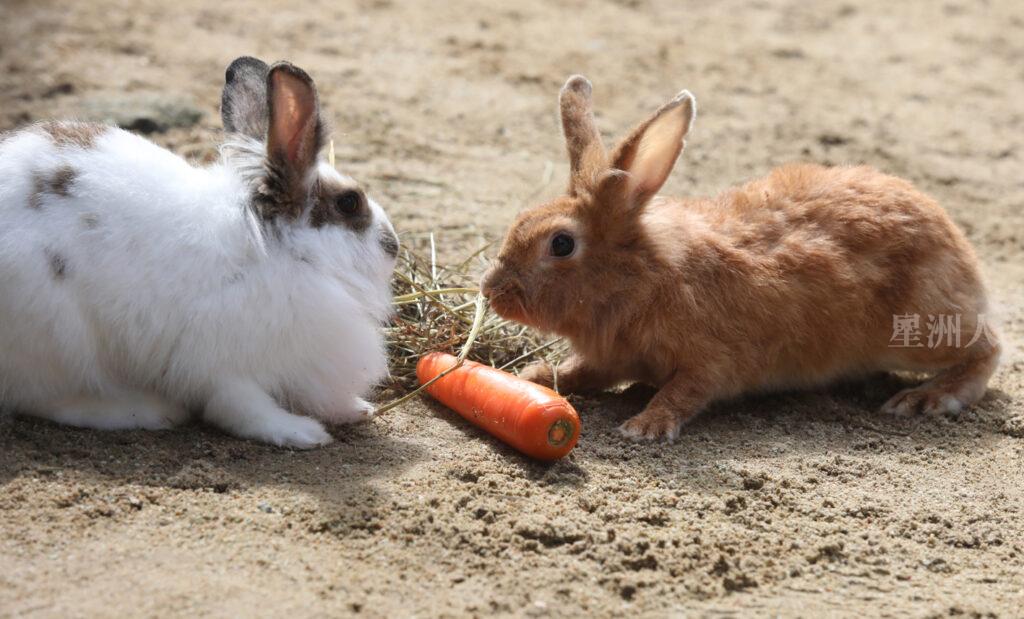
top-left (416, 352), bottom-right (580, 461)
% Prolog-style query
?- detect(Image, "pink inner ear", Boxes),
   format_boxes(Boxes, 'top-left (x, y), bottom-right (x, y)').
top-left (630, 108), bottom-right (688, 198)
top-left (270, 71), bottom-right (316, 165)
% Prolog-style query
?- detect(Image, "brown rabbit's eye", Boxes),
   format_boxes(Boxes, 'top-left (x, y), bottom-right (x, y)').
top-left (336, 190), bottom-right (362, 216)
top-left (550, 233), bottom-right (576, 258)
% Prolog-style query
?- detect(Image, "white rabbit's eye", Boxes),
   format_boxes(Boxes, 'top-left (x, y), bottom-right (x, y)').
top-left (550, 232), bottom-right (576, 258)
top-left (336, 190), bottom-right (362, 215)
top-left (313, 185), bottom-right (370, 230)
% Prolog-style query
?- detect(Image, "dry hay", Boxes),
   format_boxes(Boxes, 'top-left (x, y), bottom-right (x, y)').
top-left (378, 234), bottom-right (567, 410)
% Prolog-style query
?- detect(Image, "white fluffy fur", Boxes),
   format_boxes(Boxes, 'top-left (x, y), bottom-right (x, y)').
top-left (0, 125), bottom-right (396, 448)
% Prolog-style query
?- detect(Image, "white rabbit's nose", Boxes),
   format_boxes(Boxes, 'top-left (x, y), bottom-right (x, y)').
top-left (379, 227), bottom-right (399, 258)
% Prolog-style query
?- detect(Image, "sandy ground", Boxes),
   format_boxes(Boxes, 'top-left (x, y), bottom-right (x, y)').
top-left (2, 0), bottom-right (1024, 616)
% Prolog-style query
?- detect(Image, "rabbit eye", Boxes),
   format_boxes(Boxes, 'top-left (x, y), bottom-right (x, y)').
top-left (312, 184), bottom-right (370, 230)
top-left (336, 190), bottom-right (362, 216)
top-left (550, 232), bottom-right (576, 258)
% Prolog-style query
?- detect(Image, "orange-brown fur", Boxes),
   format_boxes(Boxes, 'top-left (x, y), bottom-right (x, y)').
top-left (482, 76), bottom-right (1000, 441)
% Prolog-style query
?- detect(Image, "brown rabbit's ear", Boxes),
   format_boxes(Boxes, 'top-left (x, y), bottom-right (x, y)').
top-left (262, 62), bottom-right (326, 218)
top-left (560, 75), bottom-right (607, 195)
top-left (607, 90), bottom-right (696, 208)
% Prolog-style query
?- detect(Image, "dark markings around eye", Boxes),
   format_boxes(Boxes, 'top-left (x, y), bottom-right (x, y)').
top-left (311, 178), bottom-right (372, 231)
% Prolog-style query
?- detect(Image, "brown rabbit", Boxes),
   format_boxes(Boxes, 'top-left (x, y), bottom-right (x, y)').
top-left (481, 75), bottom-right (1000, 441)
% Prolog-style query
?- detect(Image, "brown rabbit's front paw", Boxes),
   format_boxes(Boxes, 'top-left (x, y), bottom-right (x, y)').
top-left (518, 362), bottom-right (554, 388)
top-left (618, 406), bottom-right (686, 442)
top-left (880, 386), bottom-right (964, 417)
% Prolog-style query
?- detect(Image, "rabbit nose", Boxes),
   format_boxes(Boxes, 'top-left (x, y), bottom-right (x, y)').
top-left (480, 269), bottom-right (501, 299)
top-left (379, 228), bottom-right (399, 258)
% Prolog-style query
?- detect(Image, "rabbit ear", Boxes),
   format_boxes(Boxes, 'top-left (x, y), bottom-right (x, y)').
top-left (608, 90), bottom-right (696, 207)
top-left (221, 56), bottom-right (270, 139)
top-left (267, 62), bottom-right (325, 174)
top-left (262, 62), bottom-right (326, 218)
top-left (560, 75), bottom-right (607, 195)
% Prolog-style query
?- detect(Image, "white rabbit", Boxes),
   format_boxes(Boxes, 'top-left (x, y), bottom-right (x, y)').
top-left (0, 57), bottom-right (399, 448)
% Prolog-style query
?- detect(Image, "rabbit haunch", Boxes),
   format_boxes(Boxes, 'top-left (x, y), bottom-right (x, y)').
top-left (482, 75), bottom-right (1000, 441)
top-left (0, 58), bottom-right (398, 448)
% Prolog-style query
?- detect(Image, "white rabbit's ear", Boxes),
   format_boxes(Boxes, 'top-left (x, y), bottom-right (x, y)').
top-left (221, 56), bottom-right (270, 140)
top-left (608, 90), bottom-right (696, 208)
top-left (267, 63), bottom-right (324, 178)
top-left (261, 62), bottom-right (327, 219)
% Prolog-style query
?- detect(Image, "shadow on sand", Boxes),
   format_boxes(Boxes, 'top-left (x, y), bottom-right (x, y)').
top-left (0, 372), bottom-right (1014, 500)
top-left (554, 372), bottom-right (1017, 488)
top-left (0, 410), bottom-right (427, 514)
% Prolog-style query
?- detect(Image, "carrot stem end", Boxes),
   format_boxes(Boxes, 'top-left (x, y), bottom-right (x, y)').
top-left (547, 419), bottom-right (575, 448)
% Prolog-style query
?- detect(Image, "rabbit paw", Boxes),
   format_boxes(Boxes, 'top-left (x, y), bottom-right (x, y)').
top-left (880, 386), bottom-right (963, 417)
top-left (263, 414), bottom-right (334, 449)
top-left (349, 397), bottom-right (376, 421)
top-left (618, 407), bottom-right (684, 442)
top-left (204, 380), bottom-right (334, 449)
top-left (321, 398), bottom-right (376, 424)
top-left (518, 362), bottom-right (554, 388)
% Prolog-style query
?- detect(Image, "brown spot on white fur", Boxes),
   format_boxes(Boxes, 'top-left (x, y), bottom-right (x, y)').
top-left (28, 165), bottom-right (78, 209)
top-left (28, 174), bottom-right (46, 209)
top-left (80, 213), bottom-right (101, 229)
top-left (46, 249), bottom-right (68, 280)
top-left (49, 165), bottom-right (77, 196)
top-left (37, 121), bottom-right (106, 149)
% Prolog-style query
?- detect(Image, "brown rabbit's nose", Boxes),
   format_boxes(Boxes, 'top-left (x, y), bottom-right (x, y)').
top-left (480, 269), bottom-right (498, 299)
top-left (480, 265), bottom-right (508, 299)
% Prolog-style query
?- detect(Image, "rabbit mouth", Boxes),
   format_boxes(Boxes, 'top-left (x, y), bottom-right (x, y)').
top-left (486, 289), bottom-right (528, 324)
